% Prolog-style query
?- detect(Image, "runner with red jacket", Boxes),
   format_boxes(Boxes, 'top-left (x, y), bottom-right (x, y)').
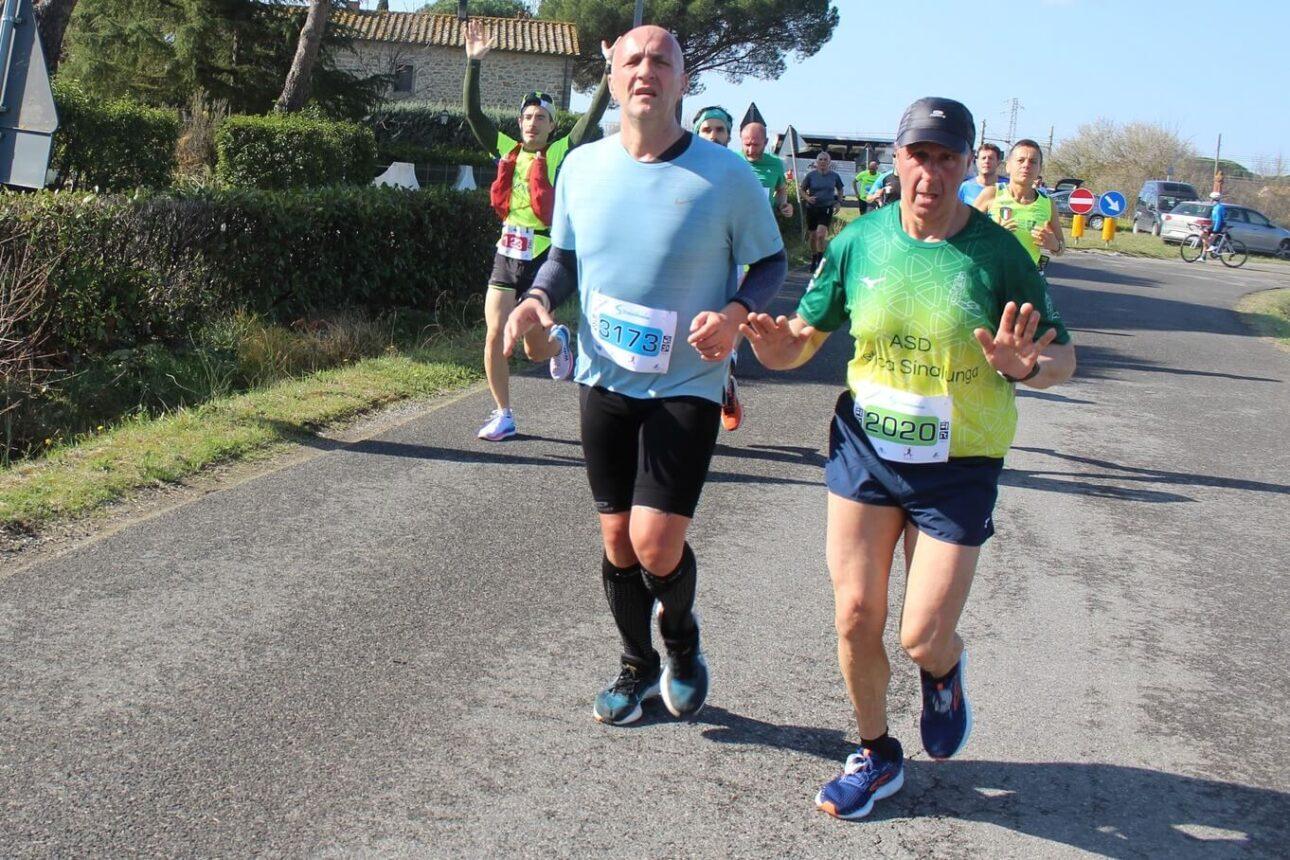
top-left (463, 19), bottom-right (614, 440)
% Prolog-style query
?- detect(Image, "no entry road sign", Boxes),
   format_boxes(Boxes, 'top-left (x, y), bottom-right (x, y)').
top-left (1068, 187), bottom-right (1096, 216)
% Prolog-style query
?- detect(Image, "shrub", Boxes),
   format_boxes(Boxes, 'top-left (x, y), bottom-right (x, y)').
top-left (366, 100), bottom-right (600, 156)
top-left (0, 185), bottom-right (498, 356)
top-left (215, 112), bottom-right (379, 189)
top-left (49, 79), bottom-right (181, 191)
top-left (376, 141), bottom-right (496, 168)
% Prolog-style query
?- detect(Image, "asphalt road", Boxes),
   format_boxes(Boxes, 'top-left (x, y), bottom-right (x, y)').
top-left (2, 253), bottom-right (1288, 858)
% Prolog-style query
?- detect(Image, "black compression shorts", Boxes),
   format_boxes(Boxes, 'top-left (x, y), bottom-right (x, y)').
top-left (806, 205), bottom-right (834, 231)
top-left (579, 384), bottom-right (721, 518)
top-left (488, 248), bottom-right (549, 292)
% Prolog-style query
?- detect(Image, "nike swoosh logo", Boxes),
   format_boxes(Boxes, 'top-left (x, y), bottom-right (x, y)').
top-left (862, 277), bottom-right (884, 290)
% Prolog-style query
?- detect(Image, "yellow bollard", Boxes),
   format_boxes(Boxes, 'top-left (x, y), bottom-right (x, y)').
top-left (1101, 216), bottom-right (1117, 245)
top-left (1071, 213), bottom-right (1085, 242)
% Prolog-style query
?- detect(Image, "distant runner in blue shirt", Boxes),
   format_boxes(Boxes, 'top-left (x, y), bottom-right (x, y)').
top-left (958, 143), bottom-right (1003, 204)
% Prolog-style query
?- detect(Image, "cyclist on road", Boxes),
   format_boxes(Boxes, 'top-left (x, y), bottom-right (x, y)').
top-left (801, 151), bottom-right (846, 271)
top-left (503, 26), bottom-right (787, 726)
top-left (1202, 191), bottom-right (1228, 260)
top-left (741, 97), bottom-right (1076, 821)
top-left (974, 139), bottom-right (1065, 270)
top-left (957, 143), bottom-right (1003, 205)
top-left (463, 19), bottom-right (613, 441)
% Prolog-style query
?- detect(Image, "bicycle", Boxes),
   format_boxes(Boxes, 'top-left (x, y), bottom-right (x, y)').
top-left (1180, 227), bottom-right (1248, 268)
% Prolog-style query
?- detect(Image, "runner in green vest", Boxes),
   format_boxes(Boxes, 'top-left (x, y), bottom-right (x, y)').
top-left (853, 160), bottom-right (879, 215)
top-left (463, 19), bottom-right (614, 440)
top-left (973, 139), bottom-right (1065, 270)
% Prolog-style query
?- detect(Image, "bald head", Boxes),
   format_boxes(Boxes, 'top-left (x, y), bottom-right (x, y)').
top-left (610, 25), bottom-right (688, 128)
top-left (741, 122), bottom-right (768, 162)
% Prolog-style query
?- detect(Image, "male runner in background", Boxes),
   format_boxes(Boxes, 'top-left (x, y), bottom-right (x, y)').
top-left (853, 159), bottom-right (879, 215)
top-left (463, 20), bottom-right (613, 440)
top-left (801, 151), bottom-right (846, 270)
top-left (957, 142), bottom-right (1002, 205)
top-left (504, 26), bottom-right (787, 726)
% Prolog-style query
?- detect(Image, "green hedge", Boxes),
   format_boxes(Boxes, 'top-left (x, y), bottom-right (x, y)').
top-left (377, 141), bottom-right (497, 168)
top-left (366, 100), bottom-right (600, 156)
top-left (50, 79), bottom-right (181, 191)
top-left (0, 186), bottom-right (497, 356)
top-left (215, 113), bottom-right (379, 189)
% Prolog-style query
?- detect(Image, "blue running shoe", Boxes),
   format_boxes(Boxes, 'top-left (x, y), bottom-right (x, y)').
top-left (548, 324), bottom-right (574, 381)
top-left (660, 641), bottom-right (708, 718)
top-left (815, 742), bottom-right (905, 820)
top-left (593, 663), bottom-right (661, 726)
top-left (920, 650), bottom-right (973, 760)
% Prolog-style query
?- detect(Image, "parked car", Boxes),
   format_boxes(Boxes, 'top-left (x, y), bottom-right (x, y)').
top-left (1132, 180), bottom-right (1199, 236)
top-left (1159, 201), bottom-right (1290, 256)
top-left (1049, 189), bottom-right (1104, 228)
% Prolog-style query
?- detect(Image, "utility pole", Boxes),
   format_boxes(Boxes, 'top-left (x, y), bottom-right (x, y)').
top-left (1004, 98), bottom-right (1023, 146)
top-left (1046, 125), bottom-right (1054, 161)
top-left (633, 0), bottom-right (644, 26)
top-left (1213, 133), bottom-right (1222, 177)
top-left (980, 119), bottom-right (987, 148)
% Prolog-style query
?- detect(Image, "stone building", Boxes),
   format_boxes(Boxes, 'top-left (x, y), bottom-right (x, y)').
top-left (330, 8), bottom-right (581, 110)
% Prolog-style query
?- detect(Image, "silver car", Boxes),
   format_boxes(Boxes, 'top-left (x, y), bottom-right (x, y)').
top-left (1159, 202), bottom-right (1290, 256)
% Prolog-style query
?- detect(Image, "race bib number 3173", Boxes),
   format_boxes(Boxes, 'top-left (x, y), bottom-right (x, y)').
top-left (588, 293), bottom-right (676, 374)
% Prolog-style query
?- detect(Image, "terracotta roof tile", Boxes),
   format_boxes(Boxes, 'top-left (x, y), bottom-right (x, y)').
top-left (331, 10), bottom-right (580, 57)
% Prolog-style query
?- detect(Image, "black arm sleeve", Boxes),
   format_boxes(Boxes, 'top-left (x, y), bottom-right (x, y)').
top-left (731, 249), bottom-right (788, 314)
top-left (524, 246), bottom-right (578, 309)
top-left (463, 59), bottom-right (499, 155)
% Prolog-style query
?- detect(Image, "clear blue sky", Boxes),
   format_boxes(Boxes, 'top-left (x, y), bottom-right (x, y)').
top-left (388, 0), bottom-right (1288, 172)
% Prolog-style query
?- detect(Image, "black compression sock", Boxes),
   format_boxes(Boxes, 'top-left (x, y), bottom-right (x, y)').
top-left (601, 555), bottom-right (658, 671)
top-left (861, 730), bottom-right (901, 762)
top-left (641, 543), bottom-right (698, 652)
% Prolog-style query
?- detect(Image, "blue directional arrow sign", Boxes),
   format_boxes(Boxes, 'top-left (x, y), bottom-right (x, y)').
top-left (1098, 191), bottom-right (1127, 218)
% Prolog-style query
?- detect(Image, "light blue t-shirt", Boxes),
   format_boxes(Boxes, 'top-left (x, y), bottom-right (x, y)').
top-left (551, 133), bottom-right (784, 402)
top-left (958, 178), bottom-right (984, 204)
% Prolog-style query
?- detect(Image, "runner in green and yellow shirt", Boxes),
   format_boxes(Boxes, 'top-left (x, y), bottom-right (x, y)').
top-left (974, 139), bottom-right (1065, 271)
top-left (741, 97), bottom-right (1076, 822)
top-left (853, 160), bottom-right (879, 215)
top-left (463, 19), bottom-right (613, 440)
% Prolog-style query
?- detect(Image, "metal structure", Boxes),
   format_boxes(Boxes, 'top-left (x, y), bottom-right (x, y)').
top-left (0, 0), bottom-right (57, 189)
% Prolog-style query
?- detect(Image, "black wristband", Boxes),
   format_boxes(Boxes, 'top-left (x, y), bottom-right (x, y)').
top-left (999, 363), bottom-right (1042, 384)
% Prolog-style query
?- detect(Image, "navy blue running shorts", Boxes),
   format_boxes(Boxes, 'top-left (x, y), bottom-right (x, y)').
top-left (825, 390), bottom-right (1004, 547)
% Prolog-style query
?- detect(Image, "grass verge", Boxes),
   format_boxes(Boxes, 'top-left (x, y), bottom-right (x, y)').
top-left (0, 335), bottom-right (481, 536)
top-left (1235, 289), bottom-right (1290, 350)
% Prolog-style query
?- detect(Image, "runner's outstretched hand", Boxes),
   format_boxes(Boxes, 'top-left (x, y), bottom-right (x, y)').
top-left (741, 313), bottom-right (818, 369)
top-left (601, 37), bottom-right (619, 65)
top-left (688, 305), bottom-right (744, 362)
top-left (973, 301), bottom-right (1057, 380)
top-left (465, 20), bottom-right (497, 60)
top-left (504, 298), bottom-right (554, 358)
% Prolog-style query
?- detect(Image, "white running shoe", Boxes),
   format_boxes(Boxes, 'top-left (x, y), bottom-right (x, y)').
top-left (548, 324), bottom-right (574, 381)
top-left (477, 408), bottom-right (516, 441)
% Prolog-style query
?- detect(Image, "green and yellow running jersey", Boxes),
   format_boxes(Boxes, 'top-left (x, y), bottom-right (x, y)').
top-left (988, 185), bottom-right (1053, 267)
top-left (797, 205), bottom-right (1070, 459)
top-left (496, 131), bottom-right (570, 255)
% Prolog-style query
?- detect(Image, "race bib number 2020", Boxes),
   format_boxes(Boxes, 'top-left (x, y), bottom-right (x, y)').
top-left (852, 382), bottom-right (951, 463)
top-left (588, 293), bottom-right (676, 374)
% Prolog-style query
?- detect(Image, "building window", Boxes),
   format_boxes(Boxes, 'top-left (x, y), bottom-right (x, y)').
top-left (393, 64), bottom-right (414, 94)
